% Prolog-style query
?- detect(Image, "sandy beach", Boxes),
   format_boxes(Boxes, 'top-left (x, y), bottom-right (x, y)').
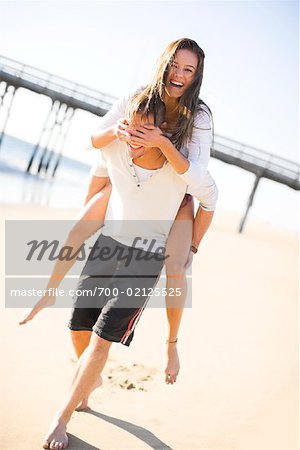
top-left (1, 204), bottom-right (298, 450)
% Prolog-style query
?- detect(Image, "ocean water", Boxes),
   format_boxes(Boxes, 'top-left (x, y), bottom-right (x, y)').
top-left (0, 134), bottom-right (91, 209)
top-left (0, 134), bottom-right (299, 233)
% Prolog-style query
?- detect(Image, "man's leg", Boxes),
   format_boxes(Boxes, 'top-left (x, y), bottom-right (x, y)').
top-left (70, 330), bottom-right (103, 411)
top-left (67, 235), bottom-right (125, 412)
top-left (71, 329), bottom-right (92, 358)
top-left (42, 334), bottom-right (111, 449)
top-left (43, 236), bottom-right (163, 448)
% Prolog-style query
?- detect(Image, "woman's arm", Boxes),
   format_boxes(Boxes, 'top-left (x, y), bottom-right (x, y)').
top-left (157, 136), bottom-right (190, 173)
top-left (160, 109), bottom-right (212, 185)
top-left (91, 125), bottom-right (118, 148)
top-left (179, 108), bottom-right (212, 184)
top-left (91, 93), bottom-right (131, 148)
top-left (130, 108), bottom-right (212, 185)
top-left (129, 124), bottom-right (190, 173)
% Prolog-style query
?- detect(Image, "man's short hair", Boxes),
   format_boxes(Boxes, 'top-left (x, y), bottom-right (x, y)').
top-left (125, 94), bottom-right (166, 127)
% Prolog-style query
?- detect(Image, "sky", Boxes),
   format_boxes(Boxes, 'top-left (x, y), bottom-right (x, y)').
top-left (0, 0), bottom-right (298, 161)
top-left (0, 0), bottom-right (299, 230)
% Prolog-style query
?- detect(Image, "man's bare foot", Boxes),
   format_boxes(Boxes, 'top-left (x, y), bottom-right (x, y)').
top-left (42, 416), bottom-right (68, 449)
top-left (165, 344), bottom-right (180, 385)
top-left (75, 375), bottom-right (103, 411)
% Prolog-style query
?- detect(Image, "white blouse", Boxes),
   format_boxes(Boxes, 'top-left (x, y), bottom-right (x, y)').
top-left (90, 90), bottom-right (218, 211)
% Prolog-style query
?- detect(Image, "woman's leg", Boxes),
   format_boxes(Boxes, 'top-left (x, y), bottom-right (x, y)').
top-left (164, 195), bottom-right (194, 384)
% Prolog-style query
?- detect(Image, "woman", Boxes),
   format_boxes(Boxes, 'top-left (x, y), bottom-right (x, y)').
top-left (20, 38), bottom-right (217, 391)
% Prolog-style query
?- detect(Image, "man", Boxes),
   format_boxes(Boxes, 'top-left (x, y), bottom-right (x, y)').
top-left (39, 98), bottom-right (217, 448)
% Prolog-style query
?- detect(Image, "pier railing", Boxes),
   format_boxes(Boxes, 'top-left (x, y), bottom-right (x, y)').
top-left (0, 54), bottom-right (299, 232)
top-left (213, 134), bottom-right (299, 190)
top-left (0, 55), bottom-right (116, 114)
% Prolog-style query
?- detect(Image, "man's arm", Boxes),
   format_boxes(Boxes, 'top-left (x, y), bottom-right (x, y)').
top-left (191, 207), bottom-right (214, 250)
top-left (183, 172), bottom-right (218, 268)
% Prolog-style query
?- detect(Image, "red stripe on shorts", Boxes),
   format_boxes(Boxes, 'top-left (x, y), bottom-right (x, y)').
top-left (120, 308), bottom-right (142, 343)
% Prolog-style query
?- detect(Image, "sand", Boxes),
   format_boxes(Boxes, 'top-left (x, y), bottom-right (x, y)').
top-left (0, 204), bottom-right (298, 450)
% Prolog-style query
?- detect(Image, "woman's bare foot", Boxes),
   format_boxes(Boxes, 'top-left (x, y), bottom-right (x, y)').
top-left (75, 375), bottom-right (103, 411)
top-left (165, 344), bottom-right (180, 385)
top-left (42, 416), bottom-right (68, 449)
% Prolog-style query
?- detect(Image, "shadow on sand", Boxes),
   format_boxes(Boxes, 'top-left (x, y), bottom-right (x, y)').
top-left (68, 408), bottom-right (174, 450)
top-left (67, 434), bottom-right (102, 450)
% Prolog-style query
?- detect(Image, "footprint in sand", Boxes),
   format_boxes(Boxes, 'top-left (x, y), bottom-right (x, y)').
top-left (106, 363), bottom-right (158, 392)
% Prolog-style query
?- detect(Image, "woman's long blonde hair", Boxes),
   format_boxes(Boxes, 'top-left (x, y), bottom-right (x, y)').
top-left (126, 38), bottom-right (213, 150)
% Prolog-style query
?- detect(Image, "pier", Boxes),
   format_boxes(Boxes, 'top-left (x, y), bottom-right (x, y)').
top-left (0, 55), bottom-right (298, 232)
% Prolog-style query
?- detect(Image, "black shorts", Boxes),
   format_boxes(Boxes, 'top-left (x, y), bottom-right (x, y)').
top-left (68, 235), bottom-right (164, 346)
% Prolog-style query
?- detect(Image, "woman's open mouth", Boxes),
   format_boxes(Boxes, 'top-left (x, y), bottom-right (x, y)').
top-left (170, 80), bottom-right (184, 89)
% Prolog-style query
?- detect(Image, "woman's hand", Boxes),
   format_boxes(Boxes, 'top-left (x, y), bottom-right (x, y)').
top-left (128, 123), bottom-right (166, 149)
top-left (114, 118), bottom-right (130, 143)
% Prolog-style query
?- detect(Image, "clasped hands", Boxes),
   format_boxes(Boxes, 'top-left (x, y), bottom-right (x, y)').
top-left (115, 118), bottom-right (167, 149)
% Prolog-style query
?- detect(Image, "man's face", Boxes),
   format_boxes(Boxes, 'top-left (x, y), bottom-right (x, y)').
top-left (126, 113), bottom-right (158, 159)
